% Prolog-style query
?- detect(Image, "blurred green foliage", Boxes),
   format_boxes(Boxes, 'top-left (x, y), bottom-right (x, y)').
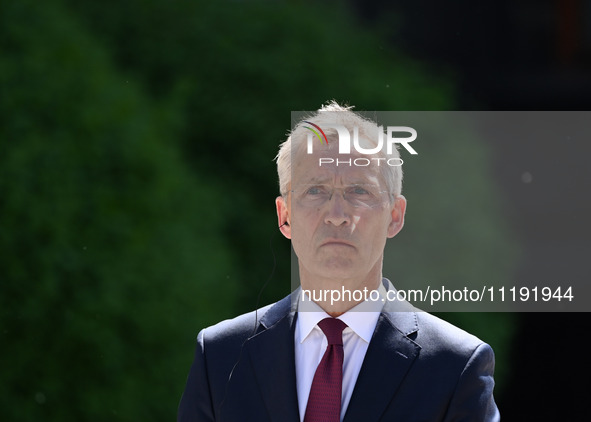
top-left (0, 1), bottom-right (238, 420)
top-left (1, 0), bottom-right (517, 420)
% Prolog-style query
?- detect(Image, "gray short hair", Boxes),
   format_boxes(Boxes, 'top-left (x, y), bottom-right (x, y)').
top-left (275, 101), bottom-right (403, 198)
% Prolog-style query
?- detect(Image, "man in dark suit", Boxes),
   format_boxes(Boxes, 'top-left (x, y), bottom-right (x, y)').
top-left (178, 103), bottom-right (500, 421)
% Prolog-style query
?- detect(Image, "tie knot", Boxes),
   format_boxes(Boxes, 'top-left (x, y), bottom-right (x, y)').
top-left (317, 318), bottom-right (347, 345)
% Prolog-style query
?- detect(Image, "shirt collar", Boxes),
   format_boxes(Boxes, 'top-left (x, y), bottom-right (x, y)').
top-left (296, 284), bottom-right (386, 344)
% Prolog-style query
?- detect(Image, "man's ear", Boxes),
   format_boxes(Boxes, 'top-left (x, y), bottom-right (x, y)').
top-left (387, 195), bottom-right (406, 238)
top-left (276, 196), bottom-right (291, 239)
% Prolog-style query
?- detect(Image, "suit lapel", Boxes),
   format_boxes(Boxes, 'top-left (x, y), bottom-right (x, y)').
top-left (242, 283), bottom-right (420, 422)
top-left (343, 310), bottom-right (420, 422)
top-left (246, 294), bottom-right (300, 422)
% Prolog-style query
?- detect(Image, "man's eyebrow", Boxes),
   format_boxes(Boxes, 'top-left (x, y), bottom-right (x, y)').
top-left (344, 177), bottom-right (382, 186)
top-left (349, 180), bottom-right (378, 185)
top-left (298, 177), bottom-right (331, 185)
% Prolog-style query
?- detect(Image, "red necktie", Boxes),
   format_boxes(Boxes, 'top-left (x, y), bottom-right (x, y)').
top-left (304, 317), bottom-right (348, 422)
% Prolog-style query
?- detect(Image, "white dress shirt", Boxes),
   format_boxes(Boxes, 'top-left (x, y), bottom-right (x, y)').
top-left (294, 285), bottom-right (386, 422)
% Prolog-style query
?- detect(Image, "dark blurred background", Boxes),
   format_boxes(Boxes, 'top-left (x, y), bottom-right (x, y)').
top-left (1, 0), bottom-right (589, 420)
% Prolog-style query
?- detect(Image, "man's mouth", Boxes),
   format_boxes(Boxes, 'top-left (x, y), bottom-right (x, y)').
top-left (321, 239), bottom-right (354, 247)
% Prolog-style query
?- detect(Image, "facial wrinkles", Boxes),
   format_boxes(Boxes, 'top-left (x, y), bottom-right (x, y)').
top-left (296, 165), bottom-right (380, 187)
top-left (297, 174), bottom-right (385, 230)
top-left (351, 215), bottom-right (360, 232)
top-left (290, 148), bottom-right (390, 239)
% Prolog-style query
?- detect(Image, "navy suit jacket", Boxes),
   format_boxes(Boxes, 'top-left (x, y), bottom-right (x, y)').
top-left (178, 280), bottom-right (500, 421)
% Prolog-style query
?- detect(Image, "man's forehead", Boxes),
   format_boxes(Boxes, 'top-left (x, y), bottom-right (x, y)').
top-left (292, 159), bottom-right (383, 186)
top-left (294, 172), bottom-right (381, 185)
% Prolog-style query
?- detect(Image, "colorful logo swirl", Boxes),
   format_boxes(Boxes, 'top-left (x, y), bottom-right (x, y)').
top-left (303, 121), bottom-right (328, 145)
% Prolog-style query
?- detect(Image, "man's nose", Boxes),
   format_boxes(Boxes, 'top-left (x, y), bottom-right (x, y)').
top-left (323, 191), bottom-right (351, 226)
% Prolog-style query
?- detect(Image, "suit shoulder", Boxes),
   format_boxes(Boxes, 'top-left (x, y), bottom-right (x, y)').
top-left (199, 302), bottom-right (274, 345)
top-left (414, 311), bottom-right (489, 357)
top-left (198, 291), bottom-right (294, 346)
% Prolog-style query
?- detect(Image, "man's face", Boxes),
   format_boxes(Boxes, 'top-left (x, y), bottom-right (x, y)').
top-left (276, 143), bottom-right (406, 292)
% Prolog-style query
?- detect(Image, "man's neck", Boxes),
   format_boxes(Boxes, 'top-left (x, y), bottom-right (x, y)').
top-left (299, 276), bottom-right (382, 316)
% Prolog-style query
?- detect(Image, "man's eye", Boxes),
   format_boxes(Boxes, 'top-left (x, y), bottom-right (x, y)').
top-left (305, 186), bottom-right (324, 195)
top-left (349, 186), bottom-right (370, 196)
